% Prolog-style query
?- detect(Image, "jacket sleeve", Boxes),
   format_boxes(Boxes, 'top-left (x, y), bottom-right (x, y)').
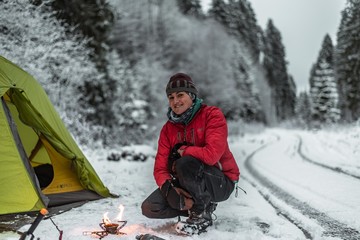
top-left (153, 124), bottom-right (172, 187)
top-left (183, 108), bottom-right (227, 166)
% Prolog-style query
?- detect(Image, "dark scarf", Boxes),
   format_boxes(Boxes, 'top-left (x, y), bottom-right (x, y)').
top-left (167, 98), bottom-right (203, 125)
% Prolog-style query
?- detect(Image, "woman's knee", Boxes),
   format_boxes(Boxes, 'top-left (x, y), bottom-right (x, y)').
top-left (141, 199), bottom-right (153, 218)
top-left (175, 156), bottom-right (201, 175)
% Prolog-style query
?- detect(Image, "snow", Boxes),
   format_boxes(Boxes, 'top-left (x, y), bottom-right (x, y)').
top-left (2, 126), bottom-right (360, 240)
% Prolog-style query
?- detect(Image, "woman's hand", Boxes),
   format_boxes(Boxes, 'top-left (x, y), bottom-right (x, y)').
top-left (177, 148), bottom-right (184, 156)
top-left (177, 145), bottom-right (187, 156)
top-left (173, 187), bottom-right (194, 210)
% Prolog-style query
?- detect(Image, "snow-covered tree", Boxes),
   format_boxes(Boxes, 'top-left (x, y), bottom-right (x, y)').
top-left (295, 91), bottom-right (312, 126)
top-left (0, 0), bottom-right (150, 146)
top-left (263, 19), bottom-right (296, 121)
top-left (0, 0), bottom-right (98, 119)
top-left (208, 0), bottom-right (229, 27)
top-left (184, 21), bottom-right (262, 121)
top-left (106, 50), bottom-right (149, 145)
top-left (45, 0), bottom-right (119, 128)
top-left (176, 0), bottom-right (204, 18)
top-left (209, 0), bottom-right (261, 61)
top-left (336, 0), bottom-right (360, 122)
top-left (48, 0), bottom-right (114, 70)
top-left (109, 0), bottom-right (265, 122)
top-left (310, 34), bottom-right (340, 124)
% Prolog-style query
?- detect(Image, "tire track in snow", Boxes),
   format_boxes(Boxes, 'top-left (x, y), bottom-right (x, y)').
top-left (242, 136), bottom-right (312, 239)
top-left (296, 134), bottom-right (360, 180)
top-left (244, 135), bottom-right (360, 240)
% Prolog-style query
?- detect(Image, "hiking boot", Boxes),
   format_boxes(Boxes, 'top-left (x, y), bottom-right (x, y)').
top-left (175, 202), bottom-right (218, 235)
top-left (187, 202), bottom-right (217, 223)
top-left (176, 211), bottom-right (212, 236)
top-left (186, 202), bottom-right (217, 225)
top-left (206, 202), bottom-right (217, 215)
top-left (186, 210), bottom-right (212, 225)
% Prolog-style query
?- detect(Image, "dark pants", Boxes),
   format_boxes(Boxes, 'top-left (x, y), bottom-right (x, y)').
top-left (141, 156), bottom-right (235, 219)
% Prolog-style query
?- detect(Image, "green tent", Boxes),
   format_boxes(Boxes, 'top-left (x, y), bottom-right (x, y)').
top-left (0, 55), bottom-right (112, 216)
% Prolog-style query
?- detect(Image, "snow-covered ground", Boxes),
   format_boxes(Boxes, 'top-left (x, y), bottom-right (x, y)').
top-left (2, 127), bottom-right (360, 240)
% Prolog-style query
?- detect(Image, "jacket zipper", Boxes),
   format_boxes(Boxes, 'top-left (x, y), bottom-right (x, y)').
top-left (183, 128), bottom-right (187, 142)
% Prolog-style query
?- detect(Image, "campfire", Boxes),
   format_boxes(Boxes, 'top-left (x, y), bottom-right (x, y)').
top-left (83, 204), bottom-right (127, 239)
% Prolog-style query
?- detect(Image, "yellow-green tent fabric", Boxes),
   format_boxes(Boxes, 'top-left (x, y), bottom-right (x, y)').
top-left (0, 55), bottom-right (112, 216)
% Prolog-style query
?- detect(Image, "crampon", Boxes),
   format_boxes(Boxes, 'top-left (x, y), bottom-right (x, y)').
top-left (175, 220), bottom-right (212, 235)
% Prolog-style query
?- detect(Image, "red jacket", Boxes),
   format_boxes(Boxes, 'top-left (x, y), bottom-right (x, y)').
top-left (154, 104), bottom-right (240, 187)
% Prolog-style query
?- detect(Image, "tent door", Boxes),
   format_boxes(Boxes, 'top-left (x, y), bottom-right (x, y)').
top-left (1, 96), bottom-right (49, 206)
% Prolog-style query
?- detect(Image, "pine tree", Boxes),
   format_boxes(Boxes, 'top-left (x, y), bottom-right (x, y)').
top-left (45, 0), bottom-right (118, 127)
top-left (336, 0), bottom-right (360, 121)
top-left (107, 50), bottom-right (149, 145)
top-left (310, 34), bottom-right (340, 124)
top-left (263, 19), bottom-right (296, 121)
top-left (207, 0), bottom-right (264, 121)
top-left (188, 26), bottom-right (263, 121)
top-left (208, 0), bottom-right (229, 25)
top-left (0, 0), bottom-right (112, 143)
top-left (286, 74), bottom-right (297, 118)
top-left (108, 0), bottom-right (266, 123)
top-left (0, 0), bottom-right (96, 111)
top-left (209, 0), bottom-right (261, 61)
top-left (48, 0), bottom-right (114, 68)
top-left (176, 0), bottom-right (204, 18)
top-left (295, 91), bottom-right (312, 126)
top-left (228, 0), bottom-right (260, 61)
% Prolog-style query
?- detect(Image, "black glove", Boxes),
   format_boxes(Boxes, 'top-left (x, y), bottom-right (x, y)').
top-left (168, 142), bottom-right (187, 174)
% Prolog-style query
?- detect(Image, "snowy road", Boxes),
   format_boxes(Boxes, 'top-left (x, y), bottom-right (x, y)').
top-left (241, 129), bottom-right (360, 240)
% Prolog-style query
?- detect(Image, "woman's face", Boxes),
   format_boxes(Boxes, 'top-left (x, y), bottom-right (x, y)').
top-left (168, 91), bottom-right (193, 115)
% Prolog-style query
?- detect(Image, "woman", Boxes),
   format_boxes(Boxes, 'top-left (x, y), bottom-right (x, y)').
top-left (141, 73), bottom-right (240, 233)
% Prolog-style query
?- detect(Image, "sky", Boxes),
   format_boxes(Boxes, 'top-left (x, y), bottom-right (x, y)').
top-left (201, 0), bottom-right (347, 93)
top-left (3, 127), bottom-right (360, 239)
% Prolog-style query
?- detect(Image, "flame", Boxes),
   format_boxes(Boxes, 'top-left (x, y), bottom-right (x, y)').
top-left (103, 212), bottom-right (111, 225)
top-left (115, 204), bottom-right (124, 221)
top-left (102, 204), bottom-right (125, 224)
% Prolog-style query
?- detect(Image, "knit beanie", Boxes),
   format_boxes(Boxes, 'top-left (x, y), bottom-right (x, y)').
top-left (166, 73), bottom-right (198, 96)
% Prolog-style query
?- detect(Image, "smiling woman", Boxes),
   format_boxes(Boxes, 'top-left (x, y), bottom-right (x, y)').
top-left (167, 92), bottom-right (194, 116)
top-left (140, 72), bottom-right (240, 235)
top-left (166, 73), bottom-right (199, 118)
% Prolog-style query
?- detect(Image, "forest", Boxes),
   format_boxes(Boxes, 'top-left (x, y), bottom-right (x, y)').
top-left (0, 0), bottom-right (359, 147)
